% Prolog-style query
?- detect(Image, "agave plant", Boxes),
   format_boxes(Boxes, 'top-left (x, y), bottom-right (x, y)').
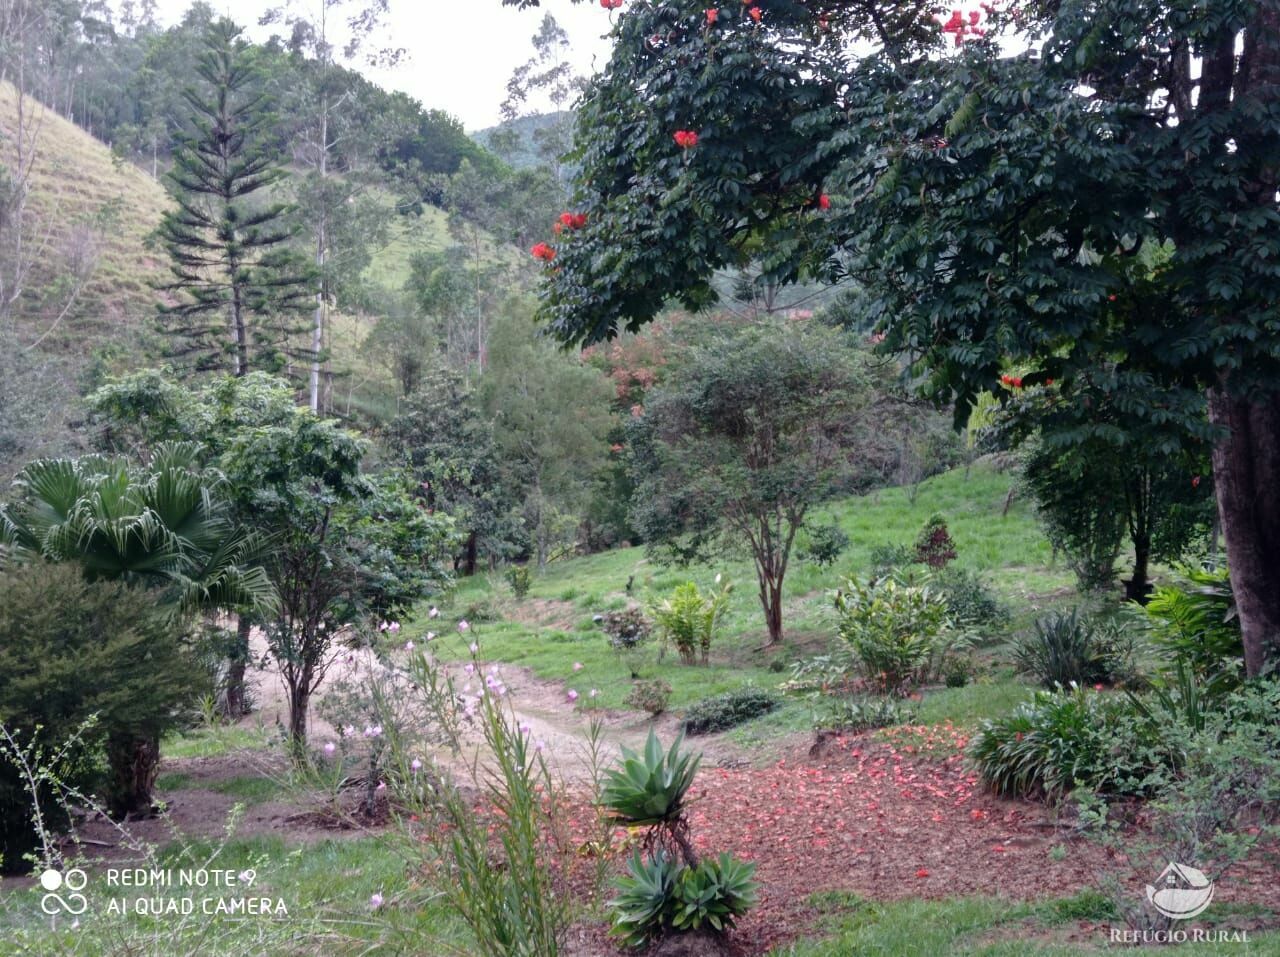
top-left (608, 851), bottom-right (681, 947)
top-left (671, 853), bottom-right (759, 933)
top-left (600, 729), bottom-right (700, 828)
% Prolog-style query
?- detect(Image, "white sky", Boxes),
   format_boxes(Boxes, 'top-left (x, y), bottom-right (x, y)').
top-left (149, 0), bottom-right (614, 130)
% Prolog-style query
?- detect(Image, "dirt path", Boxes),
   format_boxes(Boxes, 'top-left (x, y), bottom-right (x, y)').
top-left (244, 630), bottom-right (756, 785)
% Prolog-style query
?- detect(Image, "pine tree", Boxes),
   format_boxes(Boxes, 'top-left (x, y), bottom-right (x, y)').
top-left (156, 17), bottom-right (312, 377)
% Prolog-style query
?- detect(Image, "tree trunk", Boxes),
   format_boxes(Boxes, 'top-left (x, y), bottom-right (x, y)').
top-left (758, 577), bottom-right (784, 645)
top-left (287, 682), bottom-right (310, 762)
top-left (223, 616), bottom-right (252, 718)
top-left (1209, 389), bottom-right (1280, 676)
top-left (1124, 532), bottom-right (1153, 604)
top-left (463, 529), bottom-right (479, 576)
top-left (105, 733), bottom-right (160, 819)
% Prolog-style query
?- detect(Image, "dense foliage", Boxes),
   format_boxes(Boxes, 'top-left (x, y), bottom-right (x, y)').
top-left (0, 563), bottom-right (195, 865)
top-left (509, 0), bottom-right (1280, 676)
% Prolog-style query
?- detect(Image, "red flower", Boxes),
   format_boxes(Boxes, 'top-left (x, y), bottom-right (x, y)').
top-left (1045, 378), bottom-right (1055, 386)
top-left (706, 8), bottom-right (718, 24)
top-left (571, 212), bottom-right (588, 229)
top-left (1012, 376), bottom-right (1023, 388)
top-left (1093, 683), bottom-right (1104, 691)
top-left (599, 0), bottom-right (623, 8)
top-left (1108, 293), bottom-right (1118, 301)
top-left (674, 129), bottom-right (700, 149)
top-left (969, 10), bottom-right (981, 24)
top-left (1192, 475), bottom-right (1202, 488)
top-left (916, 868), bottom-right (930, 878)
top-left (530, 242), bottom-right (556, 262)
top-left (818, 193), bottom-right (832, 210)
top-left (748, 6), bottom-right (762, 21)
top-left (559, 212), bottom-right (574, 227)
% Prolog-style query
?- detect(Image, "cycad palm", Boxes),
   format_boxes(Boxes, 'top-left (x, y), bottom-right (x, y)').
top-left (1, 442), bottom-right (275, 614)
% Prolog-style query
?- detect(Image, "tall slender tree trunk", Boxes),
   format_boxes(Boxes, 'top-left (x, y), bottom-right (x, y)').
top-left (287, 678), bottom-right (311, 762)
top-left (309, 99), bottom-right (328, 413)
top-left (223, 616), bottom-right (252, 717)
top-left (1209, 389), bottom-right (1280, 676)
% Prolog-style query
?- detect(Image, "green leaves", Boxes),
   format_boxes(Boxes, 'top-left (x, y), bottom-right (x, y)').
top-left (600, 729), bottom-right (701, 827)
top-left (607, 850), bottom-right (759, 946)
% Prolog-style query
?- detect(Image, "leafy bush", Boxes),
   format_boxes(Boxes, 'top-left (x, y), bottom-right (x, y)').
top-left (652, 578), bottom-right (732, 666)
top-left (868, 542), bottom-right (917, 579)
top-left (600, 729), bottom-right (700, 827)
top-left (886, 564), bottom-right (1005, 632)
top-left (624, 679), bottom-right (672, 717)
top-left (682, 687), bottom-right (779, 736)
top-left (914, 513), bottom-right (957, 568)
top-left (929, 566), bottom-right (1005, 629)
top-left (1145, 566), bottom-right (1243, 689)
top-left (942, 655), bottom-right (973, 688)
top-left (600, 606), bottom-right (653, 651)
top-left (1012, 608), bottom-right (1134, 689)
top-left (1077, 681), bottom-right (1280, 933)
top-left (0, 562), bottom-right (196, 869)
top-left (799, 522), bottom-right (850, 567)
top-left (833, 577), bottom-right (958, 694)
top-left (505, 564), bottom-right (532, 598)
top-left (968, 686), bottom-right (1171, 798)
top-left (817, 696), bottom-right (915, 732)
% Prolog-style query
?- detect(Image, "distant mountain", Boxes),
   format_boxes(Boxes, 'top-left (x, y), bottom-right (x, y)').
top-left (472, 112), bottom-right (573, 170)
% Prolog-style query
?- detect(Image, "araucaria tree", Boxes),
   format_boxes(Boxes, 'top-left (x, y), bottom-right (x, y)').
top-left (156, 17), bottom-right (311, 375)
top-left (629, 321), bottom-right (876, 644)
top-left (508, 0), bottom-right (1280, 676)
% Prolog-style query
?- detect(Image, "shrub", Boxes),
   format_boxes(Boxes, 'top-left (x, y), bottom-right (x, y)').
top-left (624, 680), bottom-right (672, 717)
top-left (799, 522), bottom-right (850, 568)
top-left (600, 606), bottom-right (653, 651)
top-left (1144, 566), bottom-right (1243, 689)
top-left (968, 686), bottom-right (1171, 798)
top-left (942, 655), bottom-right (973, 688)
top-left (652, 578), bottom-right (732, 666)
top-left (1013, 608), bottom-right (1133, 689)
top-left (816, 696), bottom-right (915, 732)
top-left (914, 513), bottom-right (957, 568)
top-left (505, 564), bottom-right (532, 598)
top-left (928, 566), bottom-right (1005, 629)
top-left (0, 563), bottom-right (196, 869)
top-left (868, 542), bottom-right (916, 579)
top-left (682, 687), bottom-right (779, 736)
top-left (833, 577), bottom-right (958, 694)
top-left (1076, 682), bottom-right (1280, 934)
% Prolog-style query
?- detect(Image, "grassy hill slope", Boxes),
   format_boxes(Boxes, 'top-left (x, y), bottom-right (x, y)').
top-left (0, 83), bottom-right (168, 334)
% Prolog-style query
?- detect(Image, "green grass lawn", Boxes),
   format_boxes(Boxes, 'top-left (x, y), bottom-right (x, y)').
top-left (406, 463), bottom-right (1072, 739)
top-left (0, 834), bottom-right (471, 956)
top-left (776, 892), bottom-right (1280, 956)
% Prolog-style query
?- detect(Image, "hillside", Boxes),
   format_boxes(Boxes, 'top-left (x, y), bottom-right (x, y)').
top-left (472, 111), bottom-right (572, 170)
top-left (0, 82), bottom-right (168, 338)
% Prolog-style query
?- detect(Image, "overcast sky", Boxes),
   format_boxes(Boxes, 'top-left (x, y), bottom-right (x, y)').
top-left (149, 1), bottom-right (614, 131)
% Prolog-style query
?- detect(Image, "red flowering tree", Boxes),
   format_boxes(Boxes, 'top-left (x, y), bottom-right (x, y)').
top-left (504, 0), bottom-right (1280, 676)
